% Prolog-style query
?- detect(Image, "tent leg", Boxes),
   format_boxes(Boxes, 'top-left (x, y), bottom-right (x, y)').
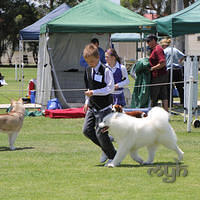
top-left (187, 76), bottom-right (193, 132)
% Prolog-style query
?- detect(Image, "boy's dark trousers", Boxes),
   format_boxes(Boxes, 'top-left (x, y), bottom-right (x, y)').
top-left (83, 107), bottom-right (116, 159)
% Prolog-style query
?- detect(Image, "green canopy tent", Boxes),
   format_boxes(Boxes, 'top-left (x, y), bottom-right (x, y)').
top-left (154, 0), bottom-right (200, 37)
top-left (37, 0), bottom-right (156, 108)
top-left (41, 0), bottom-right (156, 34)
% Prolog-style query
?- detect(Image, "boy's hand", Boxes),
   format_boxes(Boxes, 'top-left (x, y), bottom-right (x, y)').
top-left (83, 104), bottom-right (89, 113)
top-left (114, 84), bottom-right (119, 90)
top-left (85, 90), bottom-right (93, 97)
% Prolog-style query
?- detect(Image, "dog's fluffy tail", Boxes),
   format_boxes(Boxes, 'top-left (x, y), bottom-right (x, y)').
top-left (148, 107), bottom-right (170, 130)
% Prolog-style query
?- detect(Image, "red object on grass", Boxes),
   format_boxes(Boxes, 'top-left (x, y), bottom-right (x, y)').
top-left (45, 107), bottom-right (85, 118)
top-left (29, 80), bottom-right (35, 96)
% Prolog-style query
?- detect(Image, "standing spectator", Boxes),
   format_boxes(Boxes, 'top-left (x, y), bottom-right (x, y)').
top-left (82, 43), bottom-right (116, 166)
top-left (105, 48), bottom-right (129, 107)
top-left (146, 34), bottom-right (168, 112)
top-left (80, 38), bottom-right (106, 68)
top-left (160, 38), bottom-right (185, 105)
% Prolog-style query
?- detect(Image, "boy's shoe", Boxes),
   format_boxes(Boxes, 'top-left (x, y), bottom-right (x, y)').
top-left (100, 151), bottom-right (108, 163)
top-left (104, 159), bottom-right (113, 167)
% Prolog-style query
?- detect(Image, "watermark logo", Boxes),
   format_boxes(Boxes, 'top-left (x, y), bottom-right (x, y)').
top-left (147, 159), bottom-right (188, 183)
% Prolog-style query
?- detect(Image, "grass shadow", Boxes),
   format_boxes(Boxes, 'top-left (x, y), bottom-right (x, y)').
top-left (0, 146), bottom-right (34, 151)
top-left (96, 161), bottom-right (186, 168)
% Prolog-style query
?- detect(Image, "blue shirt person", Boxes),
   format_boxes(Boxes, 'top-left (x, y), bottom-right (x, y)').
top-left (160, 38), bottom-right (185, 105)
top-left (80, 38), bottom-right (106, 67)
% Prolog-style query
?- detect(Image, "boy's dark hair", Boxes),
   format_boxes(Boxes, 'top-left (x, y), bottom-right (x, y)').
top-left (91, 38), bottom-right (99, 45)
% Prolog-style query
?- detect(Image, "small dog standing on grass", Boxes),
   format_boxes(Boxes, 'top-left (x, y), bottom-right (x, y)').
top-left (0, 98), bottom-right (25, 150)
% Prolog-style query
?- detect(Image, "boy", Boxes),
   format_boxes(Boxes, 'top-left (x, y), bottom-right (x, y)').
top-left (82, 43), bottom-right (116, 166)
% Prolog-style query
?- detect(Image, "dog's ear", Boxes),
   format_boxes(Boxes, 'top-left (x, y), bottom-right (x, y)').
top-left (116, 105), bottom-right (123, 113)
top-left (11, 99), bottom-right (15, 105)
top-left (142, 112), bottom-right (147, 118)
top-left (18, 98), bottom-right (23, 103)
top-left (112, 105), bottom-right (116, 112)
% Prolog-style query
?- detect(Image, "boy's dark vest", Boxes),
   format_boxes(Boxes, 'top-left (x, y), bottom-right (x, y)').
top-left (84, 65), bottom-right (113, 110)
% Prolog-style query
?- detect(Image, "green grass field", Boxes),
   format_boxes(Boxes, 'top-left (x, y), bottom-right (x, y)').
top-left (0, 67), bottom-right (36, 103)
top-left (0, 67), bottom-right (199, 200)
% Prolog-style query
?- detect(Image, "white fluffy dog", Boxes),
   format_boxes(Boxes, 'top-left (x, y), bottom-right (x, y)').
top-left (99, 107), bottom-right (184, 167)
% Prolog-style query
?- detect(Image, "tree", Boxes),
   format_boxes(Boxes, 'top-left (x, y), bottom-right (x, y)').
top-left (183, 0), bottom-right (195, 8)
top-left (121, 0), bottom-right (169, 17)
top-left (0, 0), bottom-right (40, 65)
top-left (31, 0), bottom-right (84, 10)
top-left (0, 0), bottom-right (84, 65)
top-left (121, 0), bottom-right (195, 17)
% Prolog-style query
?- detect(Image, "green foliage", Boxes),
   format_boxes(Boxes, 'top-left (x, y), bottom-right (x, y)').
top-left (35, 0), bottom-right (83, 9)
top-left (59, 0), bottom-right (83, 7)
top-left (121, 0), bottom-right (196, 16)
top-left (121, 0), bottom-right (169, 16)
top-left (0, 0), bottom-right (82, 64)
top-left (0, 67), bottom-right (37, 103)
top-left (0, 0), bottom-right (40, 64)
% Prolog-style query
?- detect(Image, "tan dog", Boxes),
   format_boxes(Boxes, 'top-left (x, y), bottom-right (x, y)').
top-left (112, 104), bottom-right (147, 118)
top-left (0, 98), bottom-right (25, 150)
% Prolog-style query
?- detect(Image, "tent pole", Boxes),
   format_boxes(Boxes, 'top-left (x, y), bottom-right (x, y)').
top-left (136, 42), bottom-right (138, 60)
top-left (21, 41), bottom-right (24, 98)
top-left (187, 75), bottom-right (193, 132)
top-left (19, 40), bottom-right (23, 97)
top-left (183, 56), bottom-right (187, 123)
top-left (143, 33), bottom-right (146, 57)
top-left (15, 63), bottom-right (18, 81)
top-left (169, 38), bottom-right (174, 114)
top-left (140, 33), bottom-right (143, 58)
top-left (18, 39), bottom-right (22, 82)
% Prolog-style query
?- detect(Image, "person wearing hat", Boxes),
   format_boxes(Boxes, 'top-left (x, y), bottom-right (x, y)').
top-left (146, 34), bottom-right (168, 111)
top-left (160, 38), bottom-right (185, 106)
